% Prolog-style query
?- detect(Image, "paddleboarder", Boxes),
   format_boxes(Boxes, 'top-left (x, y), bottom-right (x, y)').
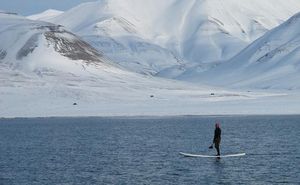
top-left (209, 123), bottom-right (221, 156)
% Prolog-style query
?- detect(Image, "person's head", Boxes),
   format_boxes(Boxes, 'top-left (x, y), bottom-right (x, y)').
top-left (215, 122), bottom-right (220, 128)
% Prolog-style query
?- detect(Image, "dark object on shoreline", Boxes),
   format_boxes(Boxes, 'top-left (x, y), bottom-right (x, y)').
top-left (73, 103), bottom-right (77, 105)
top-left (150, 95), bottom-right (154, 98)
top-left (210, 93), bottom-right (215, 96)
top-left (0, 11), bottom-right (17, 15)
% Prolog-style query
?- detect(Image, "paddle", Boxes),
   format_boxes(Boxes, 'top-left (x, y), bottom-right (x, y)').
top-left (209, 144), bottom-right (213, 149)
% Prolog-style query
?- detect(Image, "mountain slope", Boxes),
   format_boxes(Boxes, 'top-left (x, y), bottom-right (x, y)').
top-left (27, 9), bottom-right (63, 21)
top-left (44, 0), bottom-right (300, 76)
top-left (196, 12), bottom-right (300, 90)
top-left (0, 12), bottom-right (115, 75)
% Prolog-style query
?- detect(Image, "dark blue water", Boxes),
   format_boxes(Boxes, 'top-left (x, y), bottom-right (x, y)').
top-left (0, 116), bottom-right (299, 185)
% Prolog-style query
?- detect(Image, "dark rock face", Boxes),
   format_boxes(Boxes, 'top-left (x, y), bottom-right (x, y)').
top-left (16, 33), bottom-right (39, 60)
top-left (43, 25), bottom-right (104, 64)
top-left (15, 23), bottom-right (105, 64)
top-left (0, 49), bottom-right (7, 60)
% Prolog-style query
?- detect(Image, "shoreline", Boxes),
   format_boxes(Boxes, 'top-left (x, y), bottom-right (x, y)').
top-left (1, 113), bottom-right (300, 120)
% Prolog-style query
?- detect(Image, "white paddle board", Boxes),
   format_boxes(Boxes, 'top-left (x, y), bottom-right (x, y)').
top-left (180, 152), bottom-right (246, 158)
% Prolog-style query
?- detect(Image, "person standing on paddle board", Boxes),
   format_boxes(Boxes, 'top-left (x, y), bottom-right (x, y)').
top-left (209, 123), bottom-right (221, 156)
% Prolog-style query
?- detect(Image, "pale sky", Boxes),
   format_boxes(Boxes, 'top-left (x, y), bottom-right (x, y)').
top-left (0, 0), bottom-right (97, 16)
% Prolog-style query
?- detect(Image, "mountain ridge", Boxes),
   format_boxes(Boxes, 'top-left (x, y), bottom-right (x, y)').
top-left (39, 0), bottom-right (300, 77)
top-left (193, 12), bottom-right (300, 90)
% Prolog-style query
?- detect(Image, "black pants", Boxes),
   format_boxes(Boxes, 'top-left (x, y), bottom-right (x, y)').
top-left (214, 138), bottom-right (221, 155)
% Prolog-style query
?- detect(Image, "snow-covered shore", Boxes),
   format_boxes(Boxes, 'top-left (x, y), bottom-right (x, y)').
top-left (1, 75), bottom-right (298, 118)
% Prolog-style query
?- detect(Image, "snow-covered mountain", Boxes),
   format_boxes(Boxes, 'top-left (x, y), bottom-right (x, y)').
top-left (43, 0), bottom-right (300, 76)
top-left (27, 9), bottom-right (63, 21)
top-left (2, 12), bottom-right (275, 117)
top-left (1, 11), bottom-right (300, 117)
top-left (194, 12), bottom-right (300, 90)
top-left (0, 12), bottom-right (116, 74)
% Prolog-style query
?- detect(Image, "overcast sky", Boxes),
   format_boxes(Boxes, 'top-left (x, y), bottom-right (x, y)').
top-left (0, 0), bottom-right (97, 16)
